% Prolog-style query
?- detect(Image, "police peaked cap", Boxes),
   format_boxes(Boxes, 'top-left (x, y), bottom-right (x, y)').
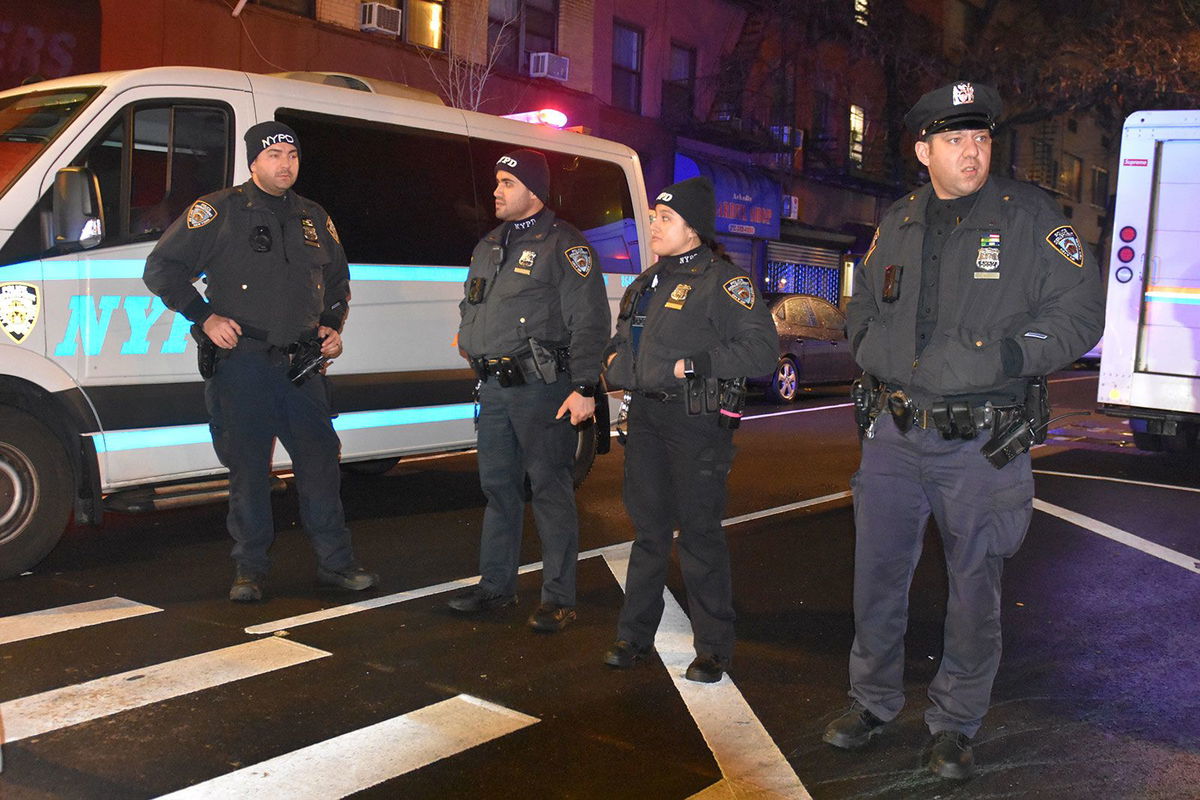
top-left (244, 121), bottom-right (301, 166)
top-left (904, 81), bottom-right (1003, 139)
top-left (495, 149), bottom-right (551, 203)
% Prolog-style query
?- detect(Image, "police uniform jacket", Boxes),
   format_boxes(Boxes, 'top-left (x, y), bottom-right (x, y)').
top-left (144, 180), bottom-right (350, 347)
top-left (458, 209), bottom-right (610, 387)
top-left (604, 246), bottom-right (778, 391)
top-left (846, 176), bottom-right (1104, 405)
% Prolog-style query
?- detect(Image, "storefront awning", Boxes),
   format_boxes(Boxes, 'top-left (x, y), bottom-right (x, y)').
top-left (674, 153), bottom-right (781, 240)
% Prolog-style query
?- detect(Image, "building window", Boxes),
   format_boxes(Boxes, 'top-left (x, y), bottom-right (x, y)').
top-left (854, 0), bottom-right (869, 26)
top-left (489, 0), bottom-right (558, 73)
top-left (612, 21), bottom-right (643, 114)
top-left (662, 43), bottom-right (696, 122)
top-left (1091, 166), bottom-right (1109, 207)
top-left (253, 0), bottom-right (314, 17)
top-left (406, 0), bottom-right (445, 49)
top-left (849, 104), bottom-right (865, 165)
top-left (1058, 152), bottom-right (1082, 202)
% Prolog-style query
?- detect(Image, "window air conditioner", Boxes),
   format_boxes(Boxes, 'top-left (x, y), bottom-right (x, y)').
top-left (529, 52), bottom-right (570, 82)
top-left (361, 2), bottom-right (401, 35)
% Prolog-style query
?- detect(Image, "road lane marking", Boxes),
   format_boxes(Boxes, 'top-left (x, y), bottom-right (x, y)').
top-left (602, 544), bottom-right (811, 800)
top-left (744, 402), bottom-right (852, 421)
top-left (1034, 499), bottom-right (1200, 574)
top-left (246, 492), bottom-right (851, 636)
top-left (154, 694), bottom-right (538, 799)
top-left (0, 597), bottom-right (161, 646)
top-left (1034, 469), bottom-right (1200, 494)
top-left (1, 638), bottom-right (329, 742)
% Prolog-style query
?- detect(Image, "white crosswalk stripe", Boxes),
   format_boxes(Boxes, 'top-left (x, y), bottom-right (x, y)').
top-left (0, 596), bottom-right (161, 645)
top-left (154, 694), bottom-right (539, 799)
top-left (1, 638), bottom-right (329, 742)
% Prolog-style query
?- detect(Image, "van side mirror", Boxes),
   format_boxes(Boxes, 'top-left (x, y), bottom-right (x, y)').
top-left (53, 166), bottom-right (105, 251)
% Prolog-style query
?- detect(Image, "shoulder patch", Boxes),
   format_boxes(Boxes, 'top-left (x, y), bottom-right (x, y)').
top-left (326, 215), bottom-right (341, 245)
top-left (864, 227), bottom-right (880, 264)
top-left (1046, 225), bottom-right (1084, 267)
top-left (186, 200), bottom-right (218, 229)
top-left (723, 276), bottom-right (756, 309)
top-left (564, 245), bottom-right (592, 277)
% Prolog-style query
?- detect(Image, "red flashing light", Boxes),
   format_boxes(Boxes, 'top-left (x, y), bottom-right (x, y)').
top-left (1119, 226), bottom-right (1137, 242)
top-left (1117, 246), bottom-right (1135, 263)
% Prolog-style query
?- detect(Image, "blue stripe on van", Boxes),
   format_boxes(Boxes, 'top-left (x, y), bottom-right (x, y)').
top-left (0, 259), bottom-right (469, 282)
top-left (91, 402), bottom-right (476, 453)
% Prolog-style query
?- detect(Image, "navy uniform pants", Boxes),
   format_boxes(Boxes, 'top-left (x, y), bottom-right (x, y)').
top-left (619, 394), bottom-right (736, 661)
top-left (205, 344), bottom-right (355, 575)
top-left (849, 415), bottom-right (1033, 737)
top-left (475, 376), bottom-right (579, 606)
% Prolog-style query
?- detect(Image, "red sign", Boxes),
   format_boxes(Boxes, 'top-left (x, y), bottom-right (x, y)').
top-left (1123, 158), bottom-right (1149, 167)
top-left (0, 1), bottom-right (100, 92)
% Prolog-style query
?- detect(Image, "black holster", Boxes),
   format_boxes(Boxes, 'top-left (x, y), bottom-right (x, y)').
top-left (685, 376), bottom-right (721, 416)
top-left (979, 377), bottom-right (1050, 469)
top-left (191, 324), bottom-right (216, 379)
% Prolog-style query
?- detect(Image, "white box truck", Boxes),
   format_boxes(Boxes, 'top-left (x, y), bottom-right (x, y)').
top-left (1097, 109), bottom-right (1200, 453)
top-left (0, 67), bottom-right (648, 578)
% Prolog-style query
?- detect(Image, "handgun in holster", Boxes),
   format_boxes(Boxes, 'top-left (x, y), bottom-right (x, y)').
top-left (717, 377), bottom-right (747, 429)
top-left (980, 376), bottom-right (1050, 469)
top-left (191, 324), bottom-right (216, 379)
top-left (850, 373), bottom-right (881, 436)
top-left (527, 337), bottom-right (562, 385)
top-left (287, 336), bottom-right (330, 385)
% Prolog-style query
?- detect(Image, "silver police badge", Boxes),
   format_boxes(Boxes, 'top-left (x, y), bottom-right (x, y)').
top-left (519, 250), bottom-right (537, 268)
top-left (723, 276), bottom-right (756, 309)
top-left (186, 200), bottom-right (217, 229)
top-left (953, 82), bottom-right (975, 105)
top-left (0, 282), bottom-right (40, 344)
top-left (564, 246), bottom-right (592, 277)
top-left (976, 247), bottom-right (999, 271)
top-left (1046, 225), bottom-right (1085, 266)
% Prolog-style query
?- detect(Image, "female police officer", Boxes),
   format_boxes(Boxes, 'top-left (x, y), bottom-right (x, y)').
top-left (600, 177), bottom-right (777, 682)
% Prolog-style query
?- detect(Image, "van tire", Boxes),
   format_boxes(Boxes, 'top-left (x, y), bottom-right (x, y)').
top-left (0, 407), bottom-right (72, 579)
top-left (342, 457), bottom-right (401, 476)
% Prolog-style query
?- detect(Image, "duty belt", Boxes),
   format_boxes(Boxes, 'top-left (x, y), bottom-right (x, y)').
top-left (634, 388), bottom-right (681, 402)
top-left (470, 353), bottom-right (542, 386)
top-left (881, 385), bottom-right (1021, 440)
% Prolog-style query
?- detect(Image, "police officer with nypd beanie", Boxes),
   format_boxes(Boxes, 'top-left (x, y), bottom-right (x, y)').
top-left (601, 177), bottom-right (777, 683)
top-left (823, 83), bottom-right (1103, 778)
top-left (144, 121), bottom-right (377, 602)
top-left (453, 149), bottom-right (610, 633)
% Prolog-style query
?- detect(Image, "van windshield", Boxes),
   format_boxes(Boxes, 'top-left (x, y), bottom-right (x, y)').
top-left (0, 88), bottom-right (98, 196)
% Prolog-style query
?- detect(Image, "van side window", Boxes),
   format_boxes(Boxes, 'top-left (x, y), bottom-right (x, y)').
top-left (277, 109), bottom-right (481, 266)
top-left (470, 140), bottom-right (641, 274)
top-left (75, 102), bottom-right (231, 246)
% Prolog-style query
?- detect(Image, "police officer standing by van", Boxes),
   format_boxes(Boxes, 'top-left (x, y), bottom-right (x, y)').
top-left (822, 83), bottom-right (1104, 777)
top-left (600, 177), bottom-right (777, 682)
top-left (453, 149), bottom-right (610, 633)
top-left (144, 121), bottom-right (377, 602)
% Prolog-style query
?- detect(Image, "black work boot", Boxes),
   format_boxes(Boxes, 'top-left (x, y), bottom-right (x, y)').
top-left (822, 703), bottom-right (887, 749)
top-left (684, 654), bottom-right (727, 683)
top-left (527, 603), bottom-right (576, 632)
top-left (317, 563), bottom-right (379, 591)
top-left (602, 639), bottom-right (651, 668)
top-left (447, 586), bottom-right (518, 613)
top-left (928, 730), bottom-right (974, 779)
top-left (229, 568), bottom-right (265, 602)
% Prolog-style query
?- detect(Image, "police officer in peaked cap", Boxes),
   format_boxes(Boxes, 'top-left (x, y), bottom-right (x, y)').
top-left (144, 121), bottom-right (378, 602)
top-left (452, 149), bottom-right (611, 633)
top-left (822, 82), bottom-right (1103, 778)
top-left (599, 177), bottom-right (777, 683)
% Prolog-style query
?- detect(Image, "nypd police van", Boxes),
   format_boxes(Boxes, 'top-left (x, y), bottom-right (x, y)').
top-left (0, 66), bottom-right (649, 578)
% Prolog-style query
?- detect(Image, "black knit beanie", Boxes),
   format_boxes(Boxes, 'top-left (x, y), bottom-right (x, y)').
top-left (244, 121), bottom-right (300, 166)
top-left (654, 177), bottom-right (716, 241)
top-left (495, 149), bottom-right (550, 203)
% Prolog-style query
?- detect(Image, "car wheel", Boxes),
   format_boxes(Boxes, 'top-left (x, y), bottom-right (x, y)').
top-left (767, 357), bottom-right (799, 403)
top-left (0, 407), bottom-right (73, 579)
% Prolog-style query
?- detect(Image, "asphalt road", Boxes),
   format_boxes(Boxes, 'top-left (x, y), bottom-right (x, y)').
top-left (1, 371), bottom-right (1197, 799)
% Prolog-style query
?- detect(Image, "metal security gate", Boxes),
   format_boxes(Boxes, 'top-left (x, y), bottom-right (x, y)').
top-left (764, 241), bottom-right (842, 304)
